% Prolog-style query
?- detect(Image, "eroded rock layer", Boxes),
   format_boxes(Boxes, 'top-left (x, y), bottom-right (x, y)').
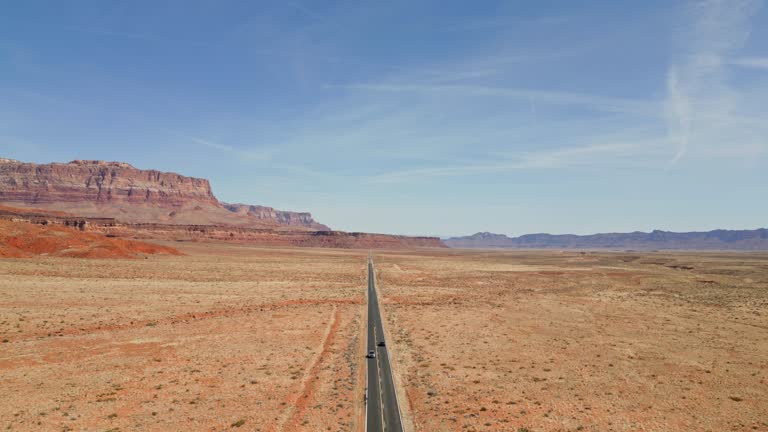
top-left (0, 158), bottom-right (323, 229)
top-left (222, 203), bottom-right (330, 231)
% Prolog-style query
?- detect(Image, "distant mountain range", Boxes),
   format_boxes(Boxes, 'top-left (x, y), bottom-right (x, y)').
top-left (445, 229), bottom-right (768, 250)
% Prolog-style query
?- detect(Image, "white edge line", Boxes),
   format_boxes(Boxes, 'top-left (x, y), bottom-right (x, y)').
top-left (364, 256), bottom-right (369, 432)
top-left (370, 256), bottom-right (406, 431)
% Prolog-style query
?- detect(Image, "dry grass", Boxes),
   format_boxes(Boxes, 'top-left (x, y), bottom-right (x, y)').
top-left (0, 242), bottom-right (367, 431)
top-left (375, 249), bottom-right (768, 432)
top-left (3, 243), bottom-right (767, 431)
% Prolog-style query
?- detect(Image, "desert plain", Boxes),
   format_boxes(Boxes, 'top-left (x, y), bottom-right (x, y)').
top-left (0, 243), bottom-right (368, 432)
top-left (1, 243), bottom-right (767, 432)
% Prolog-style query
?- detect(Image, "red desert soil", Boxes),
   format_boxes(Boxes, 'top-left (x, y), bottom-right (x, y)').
top-left (0, 243), bottom-right (367, 431)
top-left (3, 243), bottom-right (766, 431)
top-left (0, 219), bottom-right (181, 258)
top-left (375, 249), bottom-right (768, 432)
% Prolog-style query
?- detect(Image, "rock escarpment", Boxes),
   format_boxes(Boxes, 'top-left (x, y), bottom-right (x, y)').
top-left (91, 224), bottom-right (446, 249)
top-left (223, 203), bottom-right (329, 231)
top-left (0, 159), bottom-right (323, 229)
top-left (0, 158), bottom-right (446, 249)
top-left (0, 159), bottom-right (216, 206)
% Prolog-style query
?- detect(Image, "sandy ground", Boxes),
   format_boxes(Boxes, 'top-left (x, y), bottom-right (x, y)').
top-left (3, 244), bottom-right (767, 432)
top-left (0, 242), bottom-right (367, 431)
top-left (375, 249), bottom-right (768, 432)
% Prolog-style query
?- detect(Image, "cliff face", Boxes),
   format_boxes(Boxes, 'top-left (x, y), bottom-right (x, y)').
top-left (0, 203), bottom-right (446, 250)
top-left (0, 159), bottom-right (323, 229)
top-left (0, 159), bottom-right (447, 249)
top-left (90, 224), bottom-right (446, 249)
top-left (0, 159), bottom-right (217, 206)
top-left (223, 203), bottom-right (330, 231)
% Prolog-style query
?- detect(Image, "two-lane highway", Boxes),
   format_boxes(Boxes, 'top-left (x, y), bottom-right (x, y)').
top-left (366, 255), bottom-right (404, 432)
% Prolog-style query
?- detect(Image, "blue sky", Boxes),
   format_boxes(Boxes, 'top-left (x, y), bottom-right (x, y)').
top-left (1, 0), bottom-right (767, 236)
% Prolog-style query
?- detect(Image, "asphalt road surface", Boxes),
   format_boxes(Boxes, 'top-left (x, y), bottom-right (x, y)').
top-left (366, 255), bottom-right (404, 432)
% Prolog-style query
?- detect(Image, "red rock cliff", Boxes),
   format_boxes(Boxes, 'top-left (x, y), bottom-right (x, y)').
top-left (0, 158), bottom-right (325, 229)
top-left (0, 159), bottom-right (217, 206)
top-left (222, 203), bottom-right (330, 231)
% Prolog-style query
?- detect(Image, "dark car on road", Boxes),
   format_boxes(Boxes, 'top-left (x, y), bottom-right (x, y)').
top-left (377, 341), bottom-right (386, 347)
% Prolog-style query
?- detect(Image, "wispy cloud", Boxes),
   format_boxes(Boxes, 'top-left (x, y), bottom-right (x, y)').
top-left (728, 56), bottom-right (768, 69)
top-left (664, 0), bottom-right (764, 165)
top-left (665, 67), bottom-right (691, 164)
top-left (280, 0), bottom-right (766, 186)
top-left (335, 83), bottom-right (658, 116)
top-left (193, 137), bottom-right (272, 161)
top-left (366, 140), bottom-right (668, 183)
top-left (283, 1), bottom-right (325, 20)
top-left (167, 131), bottom-right (272, 161)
